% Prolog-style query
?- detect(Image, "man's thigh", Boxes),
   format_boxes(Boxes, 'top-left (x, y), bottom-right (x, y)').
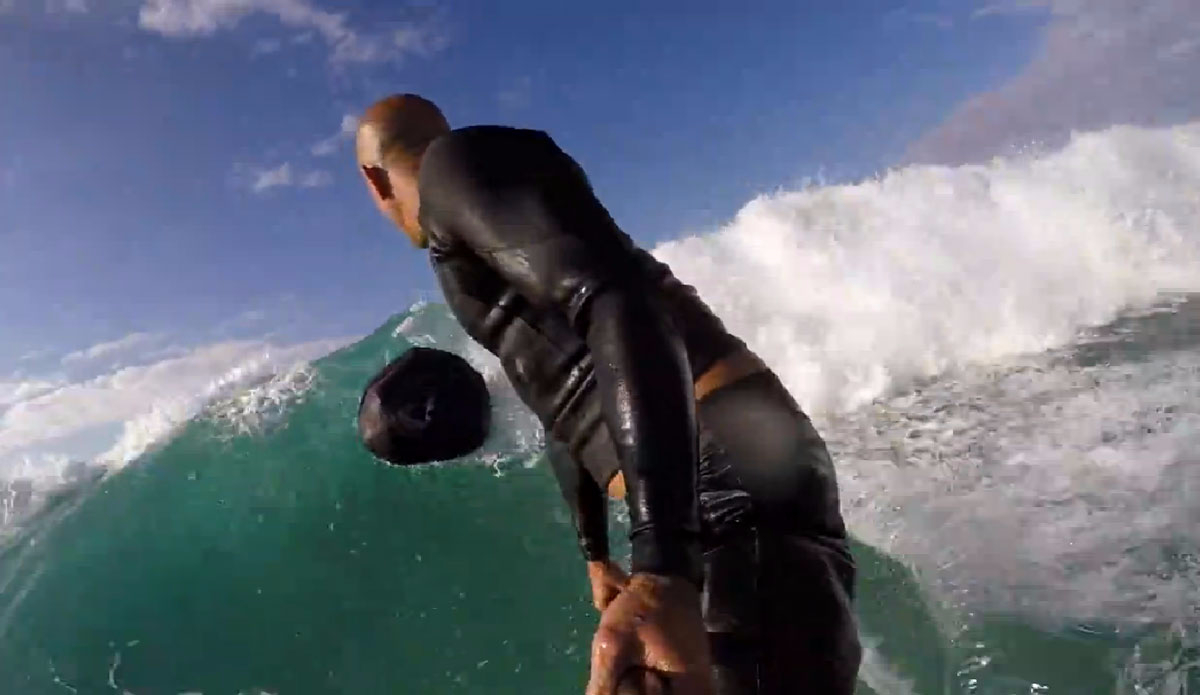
top-left (702, 526), bottom-right (861, 695)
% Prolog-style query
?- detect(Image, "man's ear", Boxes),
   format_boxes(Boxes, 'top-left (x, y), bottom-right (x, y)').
top-left (361, 165), bottom-right (393, 200)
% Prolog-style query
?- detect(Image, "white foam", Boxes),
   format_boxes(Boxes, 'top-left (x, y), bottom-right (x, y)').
top-left (90, 338), bottom-right (352, 467)
top-left (826, 346), bottom-right (1199, 622)
top-left (202, 364), bottom-right (320, 440)
top-left (0, 336), bottom-right (351, 531)
top-left (653, 121), bottom-right (1200, 415)
top-left (649, 122), bottom-right (1200, 624)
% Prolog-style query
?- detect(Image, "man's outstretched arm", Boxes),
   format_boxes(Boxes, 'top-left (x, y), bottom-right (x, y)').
top-left (417, 130), bottom-right (702, 587)
top-left (545, 441), bottom-right (632, 612)
top-left (545, 439), bottom-right (610, 563)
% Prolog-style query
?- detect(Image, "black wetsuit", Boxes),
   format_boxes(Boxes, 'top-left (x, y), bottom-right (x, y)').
top-left (418, 125), bottom-right (861, 694)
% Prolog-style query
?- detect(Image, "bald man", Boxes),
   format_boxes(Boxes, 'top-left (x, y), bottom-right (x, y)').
top-left (354, 94), bottom-right (861, 695)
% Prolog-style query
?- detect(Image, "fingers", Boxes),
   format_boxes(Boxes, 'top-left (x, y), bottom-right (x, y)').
top-left (585, 622), bottom-right (639, 695)
top-left (600, 580), bottom-right (626, 611)
top-left (594, 588), bottom-right (616, 612)
top-left (592, 563), bottom-right (631, 612)
top-left (615, 666), bottom-right (672, 695)
top-left (591, 580), bottom-right (618, 611)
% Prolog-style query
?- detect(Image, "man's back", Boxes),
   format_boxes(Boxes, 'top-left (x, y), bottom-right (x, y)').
top-left (418, 125), bottom-right (746, 481)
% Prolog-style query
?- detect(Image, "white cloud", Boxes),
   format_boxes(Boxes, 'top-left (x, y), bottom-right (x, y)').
top-left (0, 379), bottom-right (63, 409)
top-left (252, 162), bottom-right (294, 191)
top-left (972, 0), bottom-right (1045, 19)
top-left (1160, 35), bottom-right (1200, 60)
top-left (18, 348), bottom-right (52, 363)
top-left (392, 23), bottom-right (447, 56)
top-left (23, 0), bottom-right (88, 11)
top-left (0, 337), bottom-right (350, 466)
top-left (297, 169), bottom-right (332, 187)
top-left (61, 331), bottom-right (161, 365)
top-left (882, 8), bottom-right (955, 31)
top-left (906, 0), bottom-right (1200, 165)
top-left (251, 36), bottom-right (282, 55)
top-left (310, 113), bottom-right (357, 156)
top-left (0, 0), bottom-right (86, 12)
top-left (240, 162), bottom-right (332, 193)
top-left (911, 12), bottom-right (953, 30)
top-left (497, 75), bottom-right (532, 111)
top-left (298, 170), bottom-right (333, 187)
top-left (137, 0), bottom-right (443, 64)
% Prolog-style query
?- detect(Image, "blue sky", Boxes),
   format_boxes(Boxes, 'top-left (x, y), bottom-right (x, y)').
top-left (0, 0), bottom-right (1056, 368)
top-left (3, 0), bottom-right (1199, 470)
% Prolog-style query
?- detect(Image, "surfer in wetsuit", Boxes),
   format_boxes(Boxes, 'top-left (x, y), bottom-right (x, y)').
top-left (354, 93), bottom-right (862, 695)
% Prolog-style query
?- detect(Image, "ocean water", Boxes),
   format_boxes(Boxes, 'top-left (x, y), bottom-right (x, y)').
top-left (2, 121), bottom-right (1199, 693)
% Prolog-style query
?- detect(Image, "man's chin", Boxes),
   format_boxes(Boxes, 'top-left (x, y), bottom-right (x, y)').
top-left (400, 227), bottom-right (429, 249)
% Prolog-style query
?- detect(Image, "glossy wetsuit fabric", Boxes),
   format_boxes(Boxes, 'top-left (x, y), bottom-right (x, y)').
top-left (416, 124), bottom-right (860, 692)
top-left (418, 125), bottom-right (744, 584)
top-left (548, 370), bottom-right (860, 694)
top-left (554, 371), bottom-right (861, 694)
top-left (545, 437), bottom-right (609, 561)
top-left (693, 370), bottom-right (860, 695)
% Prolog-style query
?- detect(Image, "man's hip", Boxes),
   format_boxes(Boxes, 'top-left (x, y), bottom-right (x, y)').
top-left (700, 519), bottom-right (860, 695)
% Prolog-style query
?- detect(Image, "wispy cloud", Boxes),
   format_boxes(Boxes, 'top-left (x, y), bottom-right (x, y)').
top-left (251, 37), bottom-right (283, 55)
top-left (0, 379), bottom-right (63, 409)
top-left (497, 75), bottom-right (533, 111)
top-left (252, 163), bottom-right (297, 191)
top-left (310, 114), bottom-right (357, 156)
top-left (972, 0), bottom-right (1046, 19)
top-left (911, 12), bottom-right (953, 30)
top-left (40, 0), bottom-right (87, 12)
top-left (0, 0), bottom-right (88, 13)
top-left (18, 348), bottom-right (54, 363)
top-left (237, 162), bottom-right (333, 193)
top-left (882, 8), bottom-right (954, 31)
top-left (137, 0), bottom-right (445, 64)
top-left (61, 332), bottom-right (161, 365)
top-left (906, 0), bottom-right (1200, 165)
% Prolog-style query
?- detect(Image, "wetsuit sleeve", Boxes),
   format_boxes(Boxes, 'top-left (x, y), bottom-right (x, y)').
top-left (545, 441), bottom-right (609, 561)
top-left (419, 132), bottom-right (702, 586)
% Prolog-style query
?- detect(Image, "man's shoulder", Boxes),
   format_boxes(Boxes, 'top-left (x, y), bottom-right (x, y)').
top-left (422, 126), bottom-right (556, 180)
top-left (418, 126), bottom-right (557, 245)
top-left (444, 124), bottom-right (554, 147)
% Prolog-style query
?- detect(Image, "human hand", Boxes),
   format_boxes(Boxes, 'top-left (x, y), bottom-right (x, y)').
top-left (585, 574), bottom-right (714, 695)
top-left (614, 666), bottom-right (674, 694)
top-left (586, 560), bottom-right (629, 612)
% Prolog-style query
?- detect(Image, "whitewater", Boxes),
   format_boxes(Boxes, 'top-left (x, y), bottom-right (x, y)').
top-left (2, 119), bottom-right (1199, 693)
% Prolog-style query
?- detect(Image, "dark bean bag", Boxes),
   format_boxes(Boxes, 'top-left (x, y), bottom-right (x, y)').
top-left (357, 347), bottom-right (491, 465)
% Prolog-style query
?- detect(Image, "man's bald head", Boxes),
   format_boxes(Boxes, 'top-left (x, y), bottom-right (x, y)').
top-left (356, 93), bottom-right (451, 171)
top-left (356, 94), bottom-right (450, 247)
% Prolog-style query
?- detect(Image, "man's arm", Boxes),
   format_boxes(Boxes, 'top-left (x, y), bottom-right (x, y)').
top-left (545, 440), bottom-right (609, 562)
top-left (418, 129), bottom-right (702, 586)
